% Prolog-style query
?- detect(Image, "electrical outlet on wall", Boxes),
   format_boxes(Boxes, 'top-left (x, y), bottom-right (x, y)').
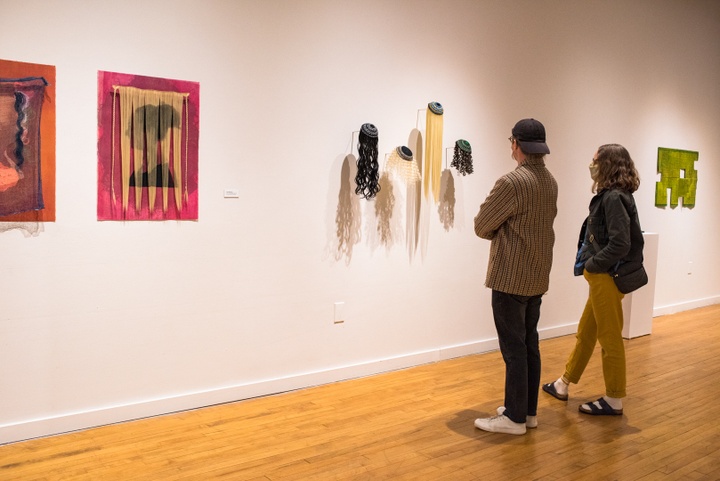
top-left (334, 302), bottom-right (345, 324)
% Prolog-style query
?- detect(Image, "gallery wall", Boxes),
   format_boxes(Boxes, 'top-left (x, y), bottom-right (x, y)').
top-left (1, 0), bottom-right (719, 444)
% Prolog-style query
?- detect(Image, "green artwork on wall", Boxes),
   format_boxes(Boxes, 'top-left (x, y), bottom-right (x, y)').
top-left (655, 147), bottom-right (698, 208)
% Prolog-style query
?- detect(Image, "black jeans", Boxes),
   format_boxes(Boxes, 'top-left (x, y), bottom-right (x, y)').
top-left (491, 290), bottom-right (542, 424)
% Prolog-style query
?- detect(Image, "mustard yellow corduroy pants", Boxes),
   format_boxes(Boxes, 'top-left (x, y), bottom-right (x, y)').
top-left (563, 270), bottom-right (627, 398)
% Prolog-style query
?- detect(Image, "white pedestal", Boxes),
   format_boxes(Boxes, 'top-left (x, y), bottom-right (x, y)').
top-left (622, 233), bottom-right (659, 339)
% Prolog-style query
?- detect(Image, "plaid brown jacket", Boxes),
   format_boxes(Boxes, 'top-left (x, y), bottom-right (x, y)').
top-left (474, 158), bottom-right (558, 296)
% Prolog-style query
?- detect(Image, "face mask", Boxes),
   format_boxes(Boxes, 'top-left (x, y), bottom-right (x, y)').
top-left (589, 162), bottom-right (599, 181)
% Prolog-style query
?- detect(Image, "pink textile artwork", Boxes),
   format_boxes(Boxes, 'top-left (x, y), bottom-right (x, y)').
top-left (97, 71), bottom-right (200, 220)
top-left (0, 77), bottom-right (46, 217)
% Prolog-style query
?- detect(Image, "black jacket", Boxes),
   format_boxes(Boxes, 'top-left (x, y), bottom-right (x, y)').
top-left (574, 189), bottom-right (644, 276)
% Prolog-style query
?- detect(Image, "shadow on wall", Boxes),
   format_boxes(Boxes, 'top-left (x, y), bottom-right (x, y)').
top-left (372, 172), bottom-right (397, 251)
top-left (409, 128), bottom-right (428, 262)
top-left (330, 154), bottom-right (361, 265)
top-left (438, 168), bottom-right (456, 231)
top-left (0, 222), bottom-right (43, 236)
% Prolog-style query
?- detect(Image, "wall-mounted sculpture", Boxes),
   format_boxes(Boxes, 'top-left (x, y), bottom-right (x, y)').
top-left (451, 139), bottom-right (473, 176)
top-left (97, 71), bottom-right (199, 220)
top-left (0, 59), bottom-right (55, 221)
top-left (423, 101), bottom-right (443, 203)
top-left (655, 147), bottom-right (698, 208)
top-left (355, 123), bottom-right (380, 200)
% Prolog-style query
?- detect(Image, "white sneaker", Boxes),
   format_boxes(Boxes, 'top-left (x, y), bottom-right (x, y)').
top-left (474, 414), bottom-right (526, 435)
top-left (497, 406), bottom-right (537, 428)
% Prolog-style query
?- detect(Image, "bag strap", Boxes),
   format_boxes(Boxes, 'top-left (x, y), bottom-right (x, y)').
top-left (586, 191), bottom-right (606, 255)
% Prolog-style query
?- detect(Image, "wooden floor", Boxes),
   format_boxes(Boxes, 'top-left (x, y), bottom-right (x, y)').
top-left (1, 305), bottom-right (719, 480)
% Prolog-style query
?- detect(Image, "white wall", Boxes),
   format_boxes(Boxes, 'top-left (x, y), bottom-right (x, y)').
top-left (1, 0), bottom-right (718, 444)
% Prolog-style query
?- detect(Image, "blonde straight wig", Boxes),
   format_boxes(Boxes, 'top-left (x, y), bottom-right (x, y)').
top-left (423, 102), bottom-right (444, 202)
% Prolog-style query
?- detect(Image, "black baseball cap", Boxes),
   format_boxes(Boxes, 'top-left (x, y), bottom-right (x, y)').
top-left (512, 118), bottom-right (550, 154)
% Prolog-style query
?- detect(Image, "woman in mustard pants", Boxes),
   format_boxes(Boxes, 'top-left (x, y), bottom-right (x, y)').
top-left (543, 144), bottom-right (644, 416)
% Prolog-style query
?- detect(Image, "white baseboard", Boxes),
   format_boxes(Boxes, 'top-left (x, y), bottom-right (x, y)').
top-left (7, 299), bottom-right (713, 445)
top-left (0, 321), bottom-right (588, 446)
top-left (653, 295), bottom-right (720, 317)
top-left (539, 322), bottom-right (580, 340)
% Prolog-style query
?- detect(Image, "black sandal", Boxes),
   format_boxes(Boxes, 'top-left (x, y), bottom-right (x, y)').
top-left (578, 397), bottom-right (623, 416)
top-left (542, 382), bottom-right (568, 401)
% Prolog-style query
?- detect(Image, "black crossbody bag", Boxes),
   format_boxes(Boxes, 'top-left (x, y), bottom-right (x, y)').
top-left (586, 192), bottom-right (648, 294)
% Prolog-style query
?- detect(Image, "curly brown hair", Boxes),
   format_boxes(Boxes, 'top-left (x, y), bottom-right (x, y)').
top-left (592, 144), bottom-right (640, 193)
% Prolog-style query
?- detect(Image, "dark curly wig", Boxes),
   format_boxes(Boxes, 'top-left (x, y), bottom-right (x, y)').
top-left (451, 139), bottom-right (473, 176)
top-left (355, 123), bottom-right (380, 199)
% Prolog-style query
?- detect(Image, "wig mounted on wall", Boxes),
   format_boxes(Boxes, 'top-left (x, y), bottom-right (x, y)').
top-left (385, 145), bottom-right (420, 185)
top-left (423, 101), bottom-right (443, 203)
top-left (355, 122), bottom-right (380, 199)
top-left (451, 139), bottom-right (473, 176)
top-left (383, 145), bottom-right (421, 260)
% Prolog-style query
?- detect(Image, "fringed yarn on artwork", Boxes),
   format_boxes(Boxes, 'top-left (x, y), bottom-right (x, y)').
top-left (112, 86), bottom-right (189, 215)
